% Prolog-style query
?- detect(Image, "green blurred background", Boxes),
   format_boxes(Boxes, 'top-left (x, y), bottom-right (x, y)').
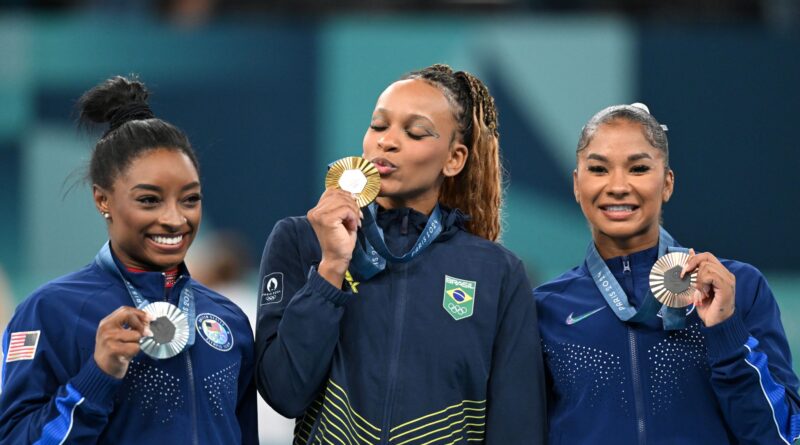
top-left (0, 4), bottom-right (798, 443)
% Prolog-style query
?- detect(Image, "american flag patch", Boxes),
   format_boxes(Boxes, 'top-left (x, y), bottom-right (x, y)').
top-left (5, 331), bottom-right (40, 363)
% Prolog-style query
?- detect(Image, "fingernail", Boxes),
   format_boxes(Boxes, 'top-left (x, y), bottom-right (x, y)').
top-left (144, 328), bottom-right (154, 337)
top-left (147, 313), bottom-right (156, 321)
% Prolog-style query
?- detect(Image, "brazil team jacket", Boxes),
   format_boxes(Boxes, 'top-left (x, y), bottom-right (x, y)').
top-left (255, 206), bottom-right (547, 445)
top-left (535, 243), bottom-right (800, 445)
top-left (0, 247), bottom-right (258, 445)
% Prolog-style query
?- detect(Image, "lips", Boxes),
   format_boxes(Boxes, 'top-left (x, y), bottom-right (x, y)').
top-left (599, 204), bottom-right (639, 220)
top-left (147, 234), bottom-right (186, 250)
top-left (370, 157), bottom-right (397, 175)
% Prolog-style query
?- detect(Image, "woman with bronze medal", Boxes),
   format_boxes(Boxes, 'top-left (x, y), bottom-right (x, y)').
top-left (0, 76), bottom-right (258, 444)
top-left (255, 64), bottom-right (546, 444)
top-left (535, 103), bottom-right (800, 444)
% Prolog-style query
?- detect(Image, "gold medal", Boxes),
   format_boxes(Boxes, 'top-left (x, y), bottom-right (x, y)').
top-left (325, 156), bottom-right (381, 208)
top-left (139, 301), bottom-right (190, 359)
top-left (649, 252), bottom-right (697, 308)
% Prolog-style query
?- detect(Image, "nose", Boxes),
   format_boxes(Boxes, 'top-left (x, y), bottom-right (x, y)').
top-left (159, 203), bottom-right (187, 230)
top-left (605, 169), bottom-right (630, 198)
top-left (377, 127), bottom-right (400, 153)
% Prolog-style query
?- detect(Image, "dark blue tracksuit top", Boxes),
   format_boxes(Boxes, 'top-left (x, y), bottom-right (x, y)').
top-left (255, 206), bottom-right (547, 445)
top-left (0, 246), bottom-right (258, 444)
top-left (535, 243), bottom-right (800, 445)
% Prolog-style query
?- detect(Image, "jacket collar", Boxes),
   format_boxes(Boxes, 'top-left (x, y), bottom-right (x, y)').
top-left (100, 243), bottom-right (191, 304)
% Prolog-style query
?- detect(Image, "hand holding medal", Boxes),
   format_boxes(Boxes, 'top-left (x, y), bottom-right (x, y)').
top-left (309, 156), bottom-right (380, 286)
top-left (681, 249), bottom-right (737, 327)
top-left (94, 306), bottom-right (153, 379)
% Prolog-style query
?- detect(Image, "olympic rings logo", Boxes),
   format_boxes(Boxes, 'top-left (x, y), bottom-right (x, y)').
top-left (448, 302), bottom-right (468, 316)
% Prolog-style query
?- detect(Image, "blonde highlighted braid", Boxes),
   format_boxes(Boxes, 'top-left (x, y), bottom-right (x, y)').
top-left (402, 64), bottom-right (503, 241)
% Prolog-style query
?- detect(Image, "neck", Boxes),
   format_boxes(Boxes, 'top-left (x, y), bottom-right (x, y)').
top-left (592, 227), bottom-right (660, 259)
top-left (376, 194), bottom-right (438, 216)
top-left (109, 241), bottom-right (180, 273)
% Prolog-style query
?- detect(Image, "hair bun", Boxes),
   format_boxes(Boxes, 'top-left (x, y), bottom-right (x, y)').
top-left (78, 75), bottom-right (153, 130)
top-left (629, 102), bottom-right (651, 114)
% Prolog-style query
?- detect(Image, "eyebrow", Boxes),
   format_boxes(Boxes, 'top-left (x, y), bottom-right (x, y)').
top-left (586, 153), bottom-right (653, 162)
top-left (131, 181), bottom-right (200, 192)
top-left (374, 108), bottom-right (436, 125)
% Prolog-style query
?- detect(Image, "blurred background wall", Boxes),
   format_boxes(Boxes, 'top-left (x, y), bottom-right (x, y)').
top-left (0, 2), bottom-right (798, 443)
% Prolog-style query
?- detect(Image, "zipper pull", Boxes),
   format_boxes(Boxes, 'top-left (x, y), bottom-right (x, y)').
top-left (623, 259), bottom-right (631, 273)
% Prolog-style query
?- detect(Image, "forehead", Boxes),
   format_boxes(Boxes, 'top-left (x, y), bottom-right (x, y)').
top-left (374, 79), bottom-right (454, 120)
top-left (117, 148), bottom-right (199, 186)
top-left (582, 120), bottom-right (663, 160)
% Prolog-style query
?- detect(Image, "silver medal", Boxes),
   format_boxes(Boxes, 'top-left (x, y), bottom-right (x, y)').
top-left (139, 301), bottom-right (190, 359)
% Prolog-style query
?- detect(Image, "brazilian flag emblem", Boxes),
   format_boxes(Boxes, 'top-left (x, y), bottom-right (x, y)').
top-left (443, 275), bottom-right (477, 320)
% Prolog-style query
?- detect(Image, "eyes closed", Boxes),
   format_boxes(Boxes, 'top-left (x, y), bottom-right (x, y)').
top-left (369, 115), bottom-right (440, 141)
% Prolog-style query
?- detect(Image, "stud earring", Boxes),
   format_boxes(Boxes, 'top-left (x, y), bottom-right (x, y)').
top-left (102, 212), bottom-right (110, 220)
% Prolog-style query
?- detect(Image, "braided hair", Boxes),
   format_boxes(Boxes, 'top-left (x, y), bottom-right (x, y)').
top-left (78, 75), bottom-right (199, 189)
top-left (402, 64), bottom-right (503, 241)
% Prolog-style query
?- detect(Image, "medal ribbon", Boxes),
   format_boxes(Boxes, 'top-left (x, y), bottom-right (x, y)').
top-left (348, 203), bottom-right (443, 281)
top-left (586, 227), bottom-right (688, 330)
top-left (95, 241), bottom-right (196, 347)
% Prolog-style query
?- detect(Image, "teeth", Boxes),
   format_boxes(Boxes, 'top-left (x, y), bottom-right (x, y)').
top-left (151, 235), bottom-right (183, 246)
top-left (606, 205), bottom-right (634, 212)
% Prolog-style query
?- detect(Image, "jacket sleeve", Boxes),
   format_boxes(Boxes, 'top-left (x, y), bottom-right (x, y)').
top-left (484, 260), bottom-right (547, 445)
top-left (0, 296), bottom-right (122, 444)
top-left (237, 320), bottom-right (260, 445)
top-left (702, 264), bottom-right (800, 445)
top-left (254, 218), bottom-right (351, 418)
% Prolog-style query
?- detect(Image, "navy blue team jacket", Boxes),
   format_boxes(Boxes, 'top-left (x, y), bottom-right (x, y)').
top-left (535, 244), bottom-right (800, 445)
top-left (0, 247), bottom-right (258, 444)
top-left (255, 206), bottom-right (546, 445)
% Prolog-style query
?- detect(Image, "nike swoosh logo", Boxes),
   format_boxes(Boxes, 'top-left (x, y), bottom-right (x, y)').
top-left (565, 306), bottom-right (607, 325)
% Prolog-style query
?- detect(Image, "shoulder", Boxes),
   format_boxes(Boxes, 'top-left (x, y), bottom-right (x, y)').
top-left (533, 265), bottom-right (589, 304)
top-left (16, 263), bottom-right (114, 316)
top-left (269, 216), bottom-right (313, 240)
top-left (8, 263), bottom-right (117, 336)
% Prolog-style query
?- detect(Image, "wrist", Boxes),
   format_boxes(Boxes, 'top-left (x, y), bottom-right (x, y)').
top-left (702, 306), bottom-right (735, 328)
top-left (318, 258), bottom-right (349, 287)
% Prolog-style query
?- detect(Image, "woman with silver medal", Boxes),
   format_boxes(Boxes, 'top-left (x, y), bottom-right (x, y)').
top-left (0, 76), bottom-right (258, 444)
top-left (534, 103), bottom-right (800, 444)
top-left (256, 64), bottom-right (546, 444)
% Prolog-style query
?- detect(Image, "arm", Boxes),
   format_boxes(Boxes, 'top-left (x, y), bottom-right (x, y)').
top-left (484, 261), bottom-right (547, 445)
top-left (254, 218), bottom-right (351, 418)
top-left (700, 263), bottom-right (800, 444)
top-left (0, 299), bottom-right (124, 444)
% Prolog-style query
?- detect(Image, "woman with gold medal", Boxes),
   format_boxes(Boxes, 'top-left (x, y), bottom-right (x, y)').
top-left (0, 76), bottom-right (257, 444)
top-left (535, 103), bottom-right (800, 444)
top-left (255, 64), bottom-right (546, 444)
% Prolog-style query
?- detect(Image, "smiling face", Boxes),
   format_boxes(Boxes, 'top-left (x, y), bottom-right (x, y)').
top-left (362, 78), bottom-right (467, 213)
top-left (94, 148), bottom-right (202, 271)
top-left (573, 119), bottom-right (674, 258)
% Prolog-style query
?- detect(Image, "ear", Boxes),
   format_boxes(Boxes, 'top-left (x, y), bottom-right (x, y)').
top-left (93, 184), bottom-right (110, 215)
top-left (442, 142), bottom-right (468, 178)
top-left (573, 169), bottom-right (580, 203)
top-left (662, 169), bottom-right (674, 203)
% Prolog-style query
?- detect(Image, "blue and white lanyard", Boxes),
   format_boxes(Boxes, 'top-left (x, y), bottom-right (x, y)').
top-left (349, 203), bottom-right (443, 281)
top-left (585, 227), bottom-right (688, 330)
top-left (95, 241), bottom-right (196, 347)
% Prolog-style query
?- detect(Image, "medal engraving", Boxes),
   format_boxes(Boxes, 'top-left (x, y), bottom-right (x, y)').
top-left (139, 301), bottom-right (190, 359)
top-left (150, 316), bottom-right (176, 344)
top-left (650, 252), bottom-right (697, 308)
top-left (325, 156), bottom-right (381, 207)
